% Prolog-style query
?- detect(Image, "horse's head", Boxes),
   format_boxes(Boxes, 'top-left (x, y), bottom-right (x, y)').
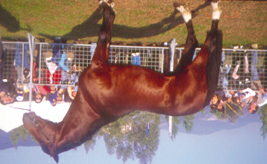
top-left (23, 112), bottom-right (59, 163)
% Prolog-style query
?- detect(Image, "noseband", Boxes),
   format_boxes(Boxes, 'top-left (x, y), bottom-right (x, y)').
top-left (28, 115), bottom-right (57, 152)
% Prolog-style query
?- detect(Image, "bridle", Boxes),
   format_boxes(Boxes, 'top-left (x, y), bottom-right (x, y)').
top-left (28, 115), bottom-right (57, 152)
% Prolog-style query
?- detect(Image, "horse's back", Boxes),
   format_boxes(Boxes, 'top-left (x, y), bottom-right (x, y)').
top-left (80, 63), bottom-right (207, 116)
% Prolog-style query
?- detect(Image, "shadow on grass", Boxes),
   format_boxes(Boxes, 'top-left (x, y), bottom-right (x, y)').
top-left (0, 4), bottom-right (31, 33)
top-left (39, 2), bottom-right (210, 42)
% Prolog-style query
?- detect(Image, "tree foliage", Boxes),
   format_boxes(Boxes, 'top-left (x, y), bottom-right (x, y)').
top-left (9, 125), bottom-right (34, 147)
top-left (99, 111), bottom-right (160, 164)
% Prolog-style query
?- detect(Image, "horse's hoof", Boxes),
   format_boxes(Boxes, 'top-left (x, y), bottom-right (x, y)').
top-left (210, 0), bottom-right (220, 3)
top-left (173, 2), bottom-right (184, 9)
top-left (99, 0), bottom-right (114, 8)
top-left (173, 2), bottom-right (189, 14)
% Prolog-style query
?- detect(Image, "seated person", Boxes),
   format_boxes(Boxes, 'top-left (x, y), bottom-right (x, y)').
top-left (33, 85), bottom-right (50, 104)
top-left (0, 91), bottom-right (15, 105)
top-left (238, 88), bottom-right (258, 114)
top-left (34, 92), bottom-right (44, 104)
top-left (210, 94), bottom-right (224, 112)
top-left (56, 86), bottom-right (67, 104)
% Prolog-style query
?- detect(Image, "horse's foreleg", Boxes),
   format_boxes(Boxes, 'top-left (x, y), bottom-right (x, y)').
top-left (91, 0), bottom-right (115, 68)
top-left (173, 2), bottom-right (198, 74)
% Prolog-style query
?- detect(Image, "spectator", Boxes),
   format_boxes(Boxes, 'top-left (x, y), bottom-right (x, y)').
top-left (15, 43), bottom-right (30, 82)
top-left (67, 72), bottom-right (79, 100)
top-left (131, 52), bottom-right (141, 66)
top-left (256, 86), bottom-right (267, 108)
top-left (45, 54), bottom-right (62, 84)
top-left (48, 86), bottom-right (57, 106)
top-left (238, 88), bottom-right (258, 114)
top-left (0, 39), bottom-right (16, 105)
top-left (231, 51), bottom-right (250, 88)
top-left (33, 85), bottom-right (50, 103)
top-left (56, 86), bottom-right (67, 104)
top-left (51, 37), bottom-right (63, 65)
top-left (218, 50), bottom-right (231, 89)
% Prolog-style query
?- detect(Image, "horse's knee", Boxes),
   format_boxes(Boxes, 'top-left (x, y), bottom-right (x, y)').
top-left (100, 31), bottom-right (107, 41)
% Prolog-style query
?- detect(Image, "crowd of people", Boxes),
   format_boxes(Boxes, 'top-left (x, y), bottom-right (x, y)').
top-left (1, 38), bottom-right (267, 114)
top-left (210, 44), bottom-right (267, 115)
top-left (0, 38), bottom-right (150, 108)
top-left (0, 38), bottom-right (81, 107)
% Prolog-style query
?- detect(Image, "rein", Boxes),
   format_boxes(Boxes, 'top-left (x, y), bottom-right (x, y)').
top-left (8, 105), bottom-right (31, 111)
top-left (28, 114), bottom-right (57, 151)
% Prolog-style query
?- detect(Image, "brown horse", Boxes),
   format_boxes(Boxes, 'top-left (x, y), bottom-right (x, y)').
top-left (23, 0), bottom-right (222, 163)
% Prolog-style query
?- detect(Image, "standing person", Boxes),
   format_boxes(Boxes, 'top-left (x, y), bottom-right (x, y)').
top-left (0, 38), bottom-right (16, 105)
top-left (45, 55), bottom-right (62, 84)
top-left (250, 44), bottom-right (262, 90)
top-left (218, 50), bottom-right (231, 89)
top-left (67, 72), bottom-right (79, 100)
top-left (231, 51), bottom-right (250, 89)
top-left (15, 43), bottom-right (30, 82)
top-left (131, 52), bottom-right (141, 66)
top-left (51, 37), bottom-right (63, 65)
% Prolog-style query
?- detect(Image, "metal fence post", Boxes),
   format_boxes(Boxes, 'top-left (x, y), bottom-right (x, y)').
top-left (27, 33), bottom-right (36, 111)
top-left (161, 48), bottom-right (164, 73)
top-left (21, 44), bottom-right (24, 83)
top-left (39, 44), bottom-right (42, 84)
top-left (169, 38), bottom-right (176, 137)
top-left (169, 38), bottom-right (176, 72)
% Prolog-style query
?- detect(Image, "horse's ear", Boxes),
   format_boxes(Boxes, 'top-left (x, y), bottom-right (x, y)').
top-left (53, 154), bottom-right (59, 163)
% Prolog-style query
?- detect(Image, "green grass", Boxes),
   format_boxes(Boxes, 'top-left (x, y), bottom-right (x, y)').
top-left (0, 0), bottom-right (267, 48)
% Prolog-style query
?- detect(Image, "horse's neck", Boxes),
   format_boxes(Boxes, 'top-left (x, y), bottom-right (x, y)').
top-left (55, 116), bottom-right (114, 154)
top-left (54, 98), bottom-right (116, 154)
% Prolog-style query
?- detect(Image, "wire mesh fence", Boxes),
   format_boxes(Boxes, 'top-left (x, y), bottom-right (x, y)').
top-left (217, 49), bottom-right (267, 90)
top-left (2, 42), bottom-right (267, 91)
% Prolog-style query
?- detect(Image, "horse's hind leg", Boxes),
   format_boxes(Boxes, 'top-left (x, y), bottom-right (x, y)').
top-left (210, 1), bottom-right (221, 32)
top-left (173, 2), bottom-right (199, 74)
top-left (91, 0), bottom-right (115, 68)
top-left (203, 0), bottom-right (223, 106)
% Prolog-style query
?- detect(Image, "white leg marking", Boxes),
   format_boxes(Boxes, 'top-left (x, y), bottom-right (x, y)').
top-left (176, 6), bottom-right (191, 23)
top-left (211, 2), bottom-right (222, 20)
